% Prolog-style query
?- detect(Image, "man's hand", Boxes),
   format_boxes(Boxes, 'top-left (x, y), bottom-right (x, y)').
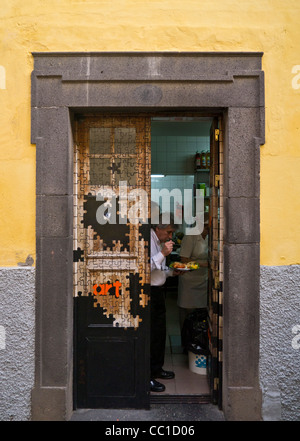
top-left (161, 240), bottom-right (174, 257)
top-left (173, 269), bottom-right (184, 276)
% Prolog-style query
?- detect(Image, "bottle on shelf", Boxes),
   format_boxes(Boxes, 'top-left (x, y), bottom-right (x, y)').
top-left (195, 151), bottom-right (201, 170)
top-left (206, 150), bottom-right (210, 169)
top-left (200, 150), bottom-right (206, 169)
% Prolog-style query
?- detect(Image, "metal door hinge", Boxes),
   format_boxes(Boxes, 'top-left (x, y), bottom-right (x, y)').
top-left (214, 270), bottom-right (223, 291)
top-left (214, 274), bottom-right (219, 290)
top-left (214, 174), bottom-right (220, 187)
top-left (214, 270), bottom-right (221, 290)
top-left (214, 378), bottom-right (219, 389)
top-left (215, 129), bottom-right (220, 141)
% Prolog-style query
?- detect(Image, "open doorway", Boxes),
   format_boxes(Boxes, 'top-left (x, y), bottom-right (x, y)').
top-left (32, 52), bottom-right (263, 420)
top-left (150, 116), bottom-right (222, 404)
top-left (71, 113), bottom-right (223, 409)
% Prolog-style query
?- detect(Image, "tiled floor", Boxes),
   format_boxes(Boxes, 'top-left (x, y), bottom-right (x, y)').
top-left (151, 290), bottom-right (210, 397)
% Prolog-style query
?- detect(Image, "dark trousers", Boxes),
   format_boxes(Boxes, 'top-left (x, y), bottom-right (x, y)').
top-left (150, 286), bottom-right (166, 377)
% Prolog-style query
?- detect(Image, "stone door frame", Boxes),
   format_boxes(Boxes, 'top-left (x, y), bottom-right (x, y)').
top-left (31, 52), bottom-right (264, 421)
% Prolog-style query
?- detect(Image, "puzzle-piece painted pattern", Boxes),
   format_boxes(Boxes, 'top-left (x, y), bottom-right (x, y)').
top-left (73, 116), bottom-right (151, 328)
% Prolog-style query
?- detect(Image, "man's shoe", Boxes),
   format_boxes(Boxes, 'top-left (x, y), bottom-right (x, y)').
top-left (150, 379), bottom-right (165, 392)
top-left (154, 369), bottom-right (175, 380)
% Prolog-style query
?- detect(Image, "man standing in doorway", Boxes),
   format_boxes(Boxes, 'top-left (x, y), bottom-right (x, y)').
top-left (150, 213), bottom-right (180, 392)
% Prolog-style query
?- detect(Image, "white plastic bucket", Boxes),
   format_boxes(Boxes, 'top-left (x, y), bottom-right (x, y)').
top-left (188, 351), bottom-right (207, 375)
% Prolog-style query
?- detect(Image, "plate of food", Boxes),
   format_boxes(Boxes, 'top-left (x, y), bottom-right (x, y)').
top-left (169, 261), bottom-right (200, 271)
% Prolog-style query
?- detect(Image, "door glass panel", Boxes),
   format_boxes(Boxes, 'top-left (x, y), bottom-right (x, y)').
top-left (118, 159), bottom-right (137, 186)
top-left (114, 128), bottom-right (136, 154)
top-left (89, 158), bottom-right (111, 185)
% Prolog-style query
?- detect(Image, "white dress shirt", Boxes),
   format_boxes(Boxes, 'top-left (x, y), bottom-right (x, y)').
top-left (150, 228), bottom-right (173, 286)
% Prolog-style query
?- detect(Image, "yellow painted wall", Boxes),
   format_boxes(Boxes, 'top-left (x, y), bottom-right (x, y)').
top-left (0, 0), bottom-right (299, 266)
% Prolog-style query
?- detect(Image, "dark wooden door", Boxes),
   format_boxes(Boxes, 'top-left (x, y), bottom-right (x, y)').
top-left (73, 115), bottom-right (151, 409)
